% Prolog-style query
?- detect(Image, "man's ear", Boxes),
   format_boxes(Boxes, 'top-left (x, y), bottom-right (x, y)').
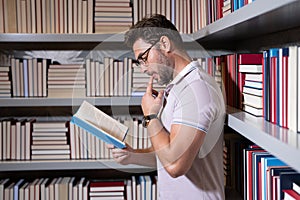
top-left (159, 36), bottom-right (172, 53)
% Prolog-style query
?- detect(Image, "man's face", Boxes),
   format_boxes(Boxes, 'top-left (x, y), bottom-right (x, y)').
top-left (133, 38), bottom-right (173, 85)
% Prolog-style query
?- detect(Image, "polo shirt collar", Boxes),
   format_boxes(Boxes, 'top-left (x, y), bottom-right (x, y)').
top-left (167, 60), bottom-right (199, 88)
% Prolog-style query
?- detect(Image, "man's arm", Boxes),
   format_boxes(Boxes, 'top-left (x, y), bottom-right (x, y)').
top-left (106, 144), bottom-right (157, 168)
top-left (147, 119), bottom-right (206, 178)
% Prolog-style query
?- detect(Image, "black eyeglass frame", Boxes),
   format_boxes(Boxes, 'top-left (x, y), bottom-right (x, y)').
top-left (136, 40), bottom-right (160, 66)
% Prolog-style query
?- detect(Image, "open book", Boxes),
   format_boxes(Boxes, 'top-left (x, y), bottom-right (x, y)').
top-left (71, 101), bottom-right (128, 148)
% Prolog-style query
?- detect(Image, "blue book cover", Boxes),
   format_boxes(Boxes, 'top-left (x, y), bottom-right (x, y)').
top-left (71, 101), bottom-right (128, 149)
top-left (14, 179), bottom-right (24, 200)
top-left (23, 59), bottom-right (29, 97)
top-left (269, 48), bottom-right (280, 126)
top-left (261, 156), bottom-right (287, 200)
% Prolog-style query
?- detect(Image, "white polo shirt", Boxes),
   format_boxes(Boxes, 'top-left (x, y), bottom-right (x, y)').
top-left (157, 61), bottom-right (226, 200)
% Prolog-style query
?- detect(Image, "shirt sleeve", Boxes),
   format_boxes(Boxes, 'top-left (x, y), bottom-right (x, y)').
top-left (172, 80), bottom-right (218, 133)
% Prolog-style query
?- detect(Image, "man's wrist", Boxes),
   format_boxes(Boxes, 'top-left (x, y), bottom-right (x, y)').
top-left (142, 114), bottom-right (158, 128)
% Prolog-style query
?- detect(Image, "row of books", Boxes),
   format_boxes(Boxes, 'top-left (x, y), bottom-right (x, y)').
top-left (0, 0), bottom-right (94, 34)
top-left (85, 57), bottom-right (133, 98)
top-left (10, 57), bottom-right (48, 97)
top-left (6, 56), bottom-right (165, 98)
top-left (0, 66), bottom-right (11, 97)
top-left (0, 0), bottom-right (259, 34)
top-left (199, 46), bottom-right (300, 135)
top-left (238, 53), bottom-right (263, 117)
top-left (243, 145), bottom-right (300, 200)
top-left (0, 175), bottom-right (158, 200)
top-left (94, 0), bottom-right (133, 34)
top-left (0, 115), bottom-right (152, 160)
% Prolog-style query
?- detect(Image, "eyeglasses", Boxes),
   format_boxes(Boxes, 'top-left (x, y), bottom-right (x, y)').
top-left (136, 41), bottom-right (159, 66)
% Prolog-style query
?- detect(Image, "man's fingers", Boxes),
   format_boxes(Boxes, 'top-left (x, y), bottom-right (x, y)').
top-left (146, 76), bottom-right (154, 94)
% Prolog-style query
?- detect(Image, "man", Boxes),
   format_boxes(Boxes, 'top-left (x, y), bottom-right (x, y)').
top-left (107, 14), bottom-right (226, 199)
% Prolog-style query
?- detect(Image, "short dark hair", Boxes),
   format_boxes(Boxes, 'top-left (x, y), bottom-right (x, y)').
top-left (124, 14), bottom-right (183, 48)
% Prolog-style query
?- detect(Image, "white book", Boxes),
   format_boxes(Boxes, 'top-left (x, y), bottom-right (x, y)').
top-left (31, 149), bottom-right (71, 155)
top-left (292, 181), bottom-right (300, 194)
top-left (24, 182), bottom-right (30, 200)
top-left (95, 61), bottom-right (100, 96)
top-left (244, 80), bottom-right (262, 89)
top-left (243, 86), bottom-right (262, 96)
top-left (83, 180), bottom-right (89, 200)
top-left (68, 177), bottom-right (76, 200)
top-left (71, 101), bottom-right (128, 149)
top-left (29, 179), bottom-right (40, 200)
top-left (95, 61), bottom-right (101, 96)
top-left (70, 122), bottom-right (76, 159)
top-left (48, 178), bottom-right (58, 200)
top-left (245, 73), bottom-right (262, 82)
top-left (239, 64), bottom-right (262, 73)
top-left (288, 46), bottom-right (298, 132)
top-left (87, 0), bottom-right (93, 33)
top-left (54, 178), bottom-right (63, 200)
top-left (73, 182), bottom-right (78, 200)
top-left (11, 122), bottom-right (16, 160)
top-left (132, 176), bottom-right (136, 200)
top-left (243, 93), bottom-right (263, 108)
top-left (126, 179), bottom-right (132, 200)
top-left (6, 120), bottom-right (11, 159)
top-left (40, 178), bottom-right (49, 200)
top-left (16, 121), bottom-right (22, 160)
top-left (21, 121), bottom-right (26, 160)
top-left (144, 176), bottom-right (152, 200)
top-left (243, 104), bottom-right (263, 117)
top-left (19, 182), bottom-right (29, 200)
top-left (99, 62), bottom-right (105, 96)
top-left (86, 59), bottom-right (91, 96)
top-left (75, 125), bottom-right (80, 159)
top-left (109, 58), bottom-right (114, 96)
top-left (59, 177), bottom-right (71, 200)
top-left (78, 177), bottom-right (86, 200)
top-left (297, 46), bottom-right (300, 132)
top-left (91, 60), bottom-right (96, 96)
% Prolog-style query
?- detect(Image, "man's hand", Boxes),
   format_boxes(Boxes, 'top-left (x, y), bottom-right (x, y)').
top-left (142, 76), bottom-right (164, 116)
top-left (105, 143), bottom-right (134, 165)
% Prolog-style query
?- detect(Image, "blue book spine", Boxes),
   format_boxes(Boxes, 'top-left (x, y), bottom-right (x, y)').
top-left (14, 179), bottom-right (24, 200)
top-left (238, 0), bottom-right (244, 8)
top-left (23, 59), bottom-right (29, 97)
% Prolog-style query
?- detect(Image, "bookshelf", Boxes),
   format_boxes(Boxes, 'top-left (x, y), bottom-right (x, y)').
top-left (0, 160), bottom-right (153, 172)
top-left (191, 0), bottom-right (300, 175)
top-left (227, 106), bottom-right (300, 173)
top-left (193, 0), bottom-right (300, 52)
top-left (0, 96), bottom-right (142, 107)
top-left (1, 0), bottom-right (300, 199)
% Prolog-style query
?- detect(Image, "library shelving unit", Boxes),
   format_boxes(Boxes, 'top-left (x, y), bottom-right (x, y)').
top-left (191, 0), bottom-right (300, 174)
top-left (1, 0), bottom-right (300, 195)
top-left (0, 32), bottom-right (151, 175)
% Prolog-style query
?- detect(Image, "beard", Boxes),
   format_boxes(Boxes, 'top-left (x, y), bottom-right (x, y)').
top-left (155, 51), bottom-right (174, 85)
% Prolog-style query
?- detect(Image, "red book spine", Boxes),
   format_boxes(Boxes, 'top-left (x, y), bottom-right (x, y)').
top-left (238, 71), bottom-right (245, 109)
top-left (282, 52), bottom-right (288, 128)
top-left (258, 162), bottom-right (262, 200)
top-left (270, 56), bottom-right (277, 124)
top-left (217, 0), bottom-right (223, 19)
top-left (238, 54), bottom-right (263, 65)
